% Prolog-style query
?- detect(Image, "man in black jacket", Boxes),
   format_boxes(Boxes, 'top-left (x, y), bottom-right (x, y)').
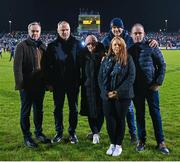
top-left (14, 22), bottom-right (50, 148)
top-left (44, 21), bottom-right (81, 144)
top-left (129, 23), bottom-right (169, 154)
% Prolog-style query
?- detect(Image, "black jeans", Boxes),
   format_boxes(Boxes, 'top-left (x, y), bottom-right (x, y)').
top-left (19, 88), bottom-right (45, 139)
top-left (88, 107), bottom-right (104, 134)
top-left (103, 99), bottom-right (131, 145)
top-left (53, 85), bottom-right (78, 136)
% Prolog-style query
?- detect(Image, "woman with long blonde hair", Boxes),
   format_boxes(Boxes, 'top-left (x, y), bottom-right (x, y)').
top-left (98, 36), bottom-right (135, 156)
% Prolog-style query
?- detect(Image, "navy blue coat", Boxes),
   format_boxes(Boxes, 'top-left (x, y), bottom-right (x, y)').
top-left (98, 54), bottom-right (135, 100)
top-left (101, 30), bottom-right (133, 51)
top-left (128, 42), bottom-right (166, 91)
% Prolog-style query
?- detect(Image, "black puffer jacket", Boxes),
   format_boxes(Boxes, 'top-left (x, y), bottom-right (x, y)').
top-left (128, 41), bottom-right (166, 88)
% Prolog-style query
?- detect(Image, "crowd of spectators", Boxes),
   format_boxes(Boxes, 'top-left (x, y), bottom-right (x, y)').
top-left (0, 31), bottom-right (180, 53)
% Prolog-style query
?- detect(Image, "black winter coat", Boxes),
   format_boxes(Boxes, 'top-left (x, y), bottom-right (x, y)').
top-left (43, 35), bottom-right (81, 88)
top-left (80, 42), bottom-right (105, 117)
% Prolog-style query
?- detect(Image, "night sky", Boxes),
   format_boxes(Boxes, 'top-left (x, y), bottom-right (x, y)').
top-left (1, 0), bottom-right (180, 33)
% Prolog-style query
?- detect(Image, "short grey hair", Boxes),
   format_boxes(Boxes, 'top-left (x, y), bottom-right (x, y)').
top-left (28, 22), bottom-right (41, 30)
top-left (57, 21), bottom-right (69, 27)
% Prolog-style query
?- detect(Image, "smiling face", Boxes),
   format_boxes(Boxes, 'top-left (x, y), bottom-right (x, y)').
top-left (28, 24), bottom-right (41, 41)
top-left (111, 26), bottom-right (123, 37)
top-left (86, 42), bottom-right (96, 53)
top-left (111, 38), bottom-right (123, 55)
top-left (85, 35), bottom-right (98, 53)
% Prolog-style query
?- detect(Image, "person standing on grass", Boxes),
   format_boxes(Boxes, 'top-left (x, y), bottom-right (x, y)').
top-left (101, 18), bottom-right (137, 144)
top-left (98, 37), bottom-right (135, 156)
top-left (129, 23), bottom-right (169, 154)
top-left (43, 21), bottom-right (81, 144)
top-left (13, 22), bottom-right (51, 148)
top-left (101, 18), bottom-right (159, 144)
top-left (79, 35), bottom-right (105, 144)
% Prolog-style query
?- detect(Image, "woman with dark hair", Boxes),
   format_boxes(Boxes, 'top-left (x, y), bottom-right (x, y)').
top-left (98, 37), bottom-right (135, 156)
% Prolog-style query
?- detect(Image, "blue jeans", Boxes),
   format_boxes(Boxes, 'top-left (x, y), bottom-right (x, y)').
top-left (133, 90), bottom-right (164, 144)
top-left (126, 101), bottom-right (136, 137)
top-left (19, 88), bottom-right (45, 139)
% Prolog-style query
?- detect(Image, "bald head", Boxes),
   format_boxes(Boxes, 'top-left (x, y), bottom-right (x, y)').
top-left (85, 35), bottom-right (98, 53)
top-left (85, 35), bottom-right (98, 46)
top-left (131, 23), bottom-right (145, 43)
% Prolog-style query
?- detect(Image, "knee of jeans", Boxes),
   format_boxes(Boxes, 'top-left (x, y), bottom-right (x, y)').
top-left (128, 103), bottom-right (134, 112)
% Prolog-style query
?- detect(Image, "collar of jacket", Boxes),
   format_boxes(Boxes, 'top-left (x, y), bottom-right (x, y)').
top-left (134, 39), bottom-right (149, 48)
top-left (56, 34), bottom-right (75, 43)
top-left (25, 37), bottom-right (43, 48)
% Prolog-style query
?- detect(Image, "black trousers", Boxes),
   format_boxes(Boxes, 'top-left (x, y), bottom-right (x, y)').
top-left (53, 84), bottom-right (78, 136)
top-left (103, 99), bottom-right (131, 145)
top-left (19, 88), bottom-right (45, 139)
top-left (88, 107), bottom-right (104, 134)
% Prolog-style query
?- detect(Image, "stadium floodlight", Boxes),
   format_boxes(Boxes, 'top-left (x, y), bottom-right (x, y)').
top-left (9, 20), bottom-right (12, 33)
top-left (165, 19), bottom-right (168, 32)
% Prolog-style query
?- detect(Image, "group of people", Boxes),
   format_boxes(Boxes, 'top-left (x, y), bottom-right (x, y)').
top-left (13, 18), bottom-right (169, 156)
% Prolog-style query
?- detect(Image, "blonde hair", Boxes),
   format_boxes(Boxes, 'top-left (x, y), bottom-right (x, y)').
top-left (108, 36), bottom-right (128, 66)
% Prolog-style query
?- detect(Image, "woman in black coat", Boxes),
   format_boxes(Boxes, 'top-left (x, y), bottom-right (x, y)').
top-left (80, 35), bottom-right (105, 144)
top-left (98, 37), bottom-right (135, 156)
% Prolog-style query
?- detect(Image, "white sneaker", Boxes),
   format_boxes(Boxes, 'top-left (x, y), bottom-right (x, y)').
top-left (106, 144), bottom-right (115, 155)
top-left (92, 134), bottom-right (99, 144)
top-left (112, 145), bottom-right (122, 156)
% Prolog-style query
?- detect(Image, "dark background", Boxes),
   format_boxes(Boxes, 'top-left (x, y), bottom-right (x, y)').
top-left (1, 0), bottom-right (180, 32)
